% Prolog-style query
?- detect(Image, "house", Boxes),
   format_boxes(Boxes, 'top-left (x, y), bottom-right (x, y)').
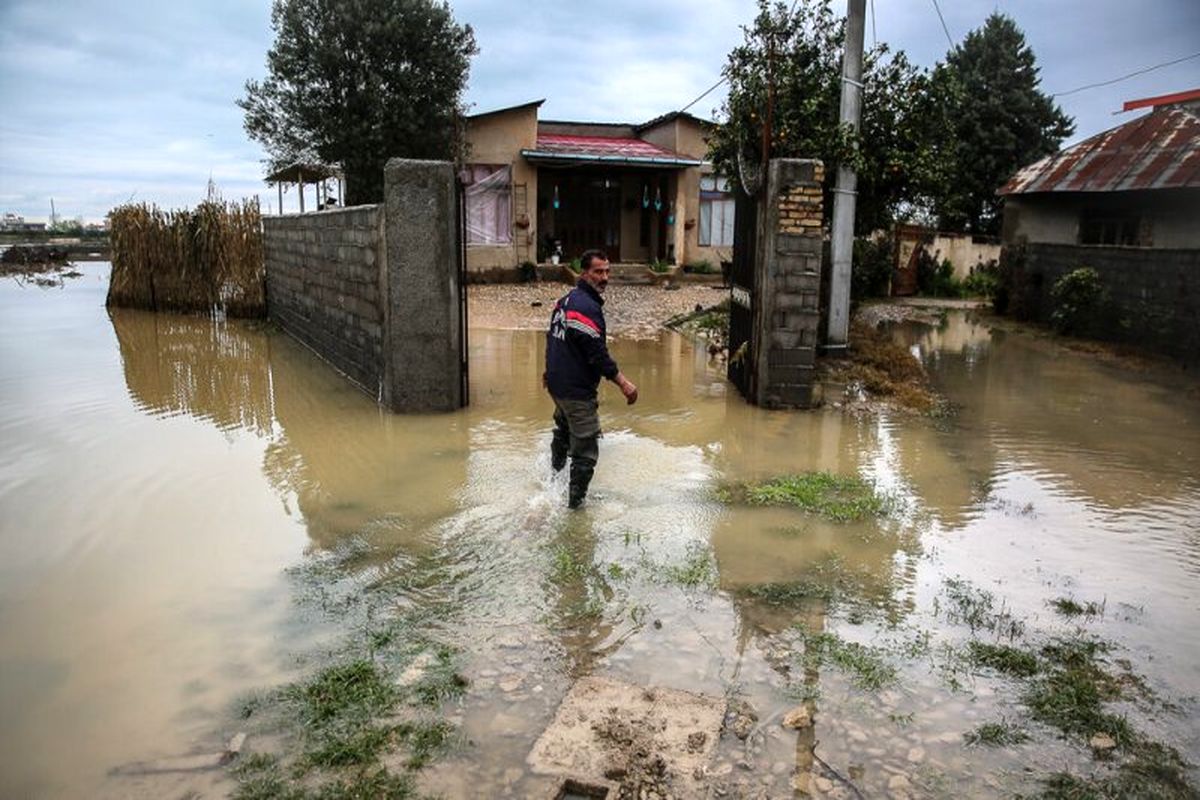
top-left (997, 88), bottom-right (1200, 357)
top-left (462, 100), bottom-right (733, 279)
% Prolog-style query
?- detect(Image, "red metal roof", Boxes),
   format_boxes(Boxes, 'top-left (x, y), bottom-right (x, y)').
top-left (1123, 88), bottom-right (1200, 112)
top-left (522, 134), bottom-right (701, 166)
top-left (1000, 106), bottom-right (1200, 195)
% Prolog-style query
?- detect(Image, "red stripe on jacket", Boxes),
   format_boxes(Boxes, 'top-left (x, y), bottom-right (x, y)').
top-left (565, 310), bottom-right (600, 332)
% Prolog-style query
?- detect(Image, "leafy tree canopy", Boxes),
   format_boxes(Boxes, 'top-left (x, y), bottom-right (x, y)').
top-left (239, 0), bottom-right (477, 205)
top-left (932, 12), bottom-right (1073, 233)
top-left (709, 0), bottom-right (947, 234)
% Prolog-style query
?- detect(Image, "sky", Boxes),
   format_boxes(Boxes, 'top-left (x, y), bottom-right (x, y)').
top-left (1, 0), bottom-right (1197, 221)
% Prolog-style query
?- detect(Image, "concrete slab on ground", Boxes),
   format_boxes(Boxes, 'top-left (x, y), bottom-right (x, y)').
top-left (527, 676), bottom-right (724, 797)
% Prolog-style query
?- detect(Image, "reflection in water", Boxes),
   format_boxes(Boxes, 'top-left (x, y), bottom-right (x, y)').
top-left (3, 267), bottom-right (1199, 798)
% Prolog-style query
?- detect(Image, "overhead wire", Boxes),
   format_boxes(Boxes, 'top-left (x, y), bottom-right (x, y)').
top-left (929, 0), bottom-right (954, 49)
top-left (1050, 50), bottom-right (1200, 98)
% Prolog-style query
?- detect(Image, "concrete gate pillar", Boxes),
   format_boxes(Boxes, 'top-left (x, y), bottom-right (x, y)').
top-left (751, 158), bottom-right (825, 408)
top-left (382, 159), bottom-right (464, 412)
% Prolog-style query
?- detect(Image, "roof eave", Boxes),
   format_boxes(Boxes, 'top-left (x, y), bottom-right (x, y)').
top-left (519, 150), bottom-right (703, 167)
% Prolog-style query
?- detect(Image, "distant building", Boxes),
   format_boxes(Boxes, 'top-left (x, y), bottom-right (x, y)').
top-left (998, 88), bottom-right (1200, 357)
top-left (1, 213), bottom-right (47, 232)
top-left (463, 100), bottom-right (731, 278)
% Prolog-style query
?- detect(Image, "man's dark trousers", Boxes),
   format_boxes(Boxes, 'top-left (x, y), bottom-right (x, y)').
top-left (550, 396), bottom-right (599, 507)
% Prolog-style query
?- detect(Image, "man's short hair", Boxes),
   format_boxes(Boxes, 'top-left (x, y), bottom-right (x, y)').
top-left (579, 249), bottom-right (609, 272)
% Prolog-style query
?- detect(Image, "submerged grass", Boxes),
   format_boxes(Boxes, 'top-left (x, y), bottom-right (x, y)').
top-left (796, 629), bottom-right (898, 691)
top-left (1050, 597), bottom-right (1105, 618)
top-left (820, 321), bottom-right (939, 412)
top-left (964, 721), bottom-right (1030, 747)
top-left (968, 641), bottom-right (1040, 677)
top-left (725, 471), bottom-right (889, 522)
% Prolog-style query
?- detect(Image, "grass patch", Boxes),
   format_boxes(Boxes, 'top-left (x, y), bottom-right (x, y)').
top-left (404, 648), bottom-right (468, 708)
top-left (940, 578), bottom-right (1025, 638)
top-left (796, 629), bottom-right (898, 691)
top-left (287, 659), bottom-right (398, 728)
top-left (964, 721), bottom-right (1030, 747)
top-left (732, 471), bottom-right (888, 522)
top-left (1040, 739), bottom-right (1197, 800)
top-left (664, 542), bottom-right (718, 589)
top-left (968, 641), bottom-right (1040, 677)
top-left (1024, 638), bottom-right (1134, 747)
top-left (1050, 597), bottom-right (1105, 618)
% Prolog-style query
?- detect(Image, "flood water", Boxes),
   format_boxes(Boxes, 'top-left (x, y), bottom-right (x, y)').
top-left (2, 264), bottom-right (1198, 798)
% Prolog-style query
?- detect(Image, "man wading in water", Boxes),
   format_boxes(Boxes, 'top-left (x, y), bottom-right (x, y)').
top-left (544, 249), bottom-right (638, 508)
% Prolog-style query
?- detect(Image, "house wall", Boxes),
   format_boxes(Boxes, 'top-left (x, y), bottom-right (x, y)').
top-left (1004, 189), bottom-right (1200, 249)
top-left (262, 160), bottom-right (466, 412)
top-left (639, 117), bottom-right (723, 267)
top-left (1011, 242), bottom-right (1200, 360)
top-left (927, 234), bottom-right (1002, 280)
top-left (464, 105), bottom-right (539, 277)
top-left (264, 204), bottom-right (387, 396)
top-left (619, 172), bottom-right (650, 262)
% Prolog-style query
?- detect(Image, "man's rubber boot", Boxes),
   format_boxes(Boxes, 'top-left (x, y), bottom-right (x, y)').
top-left (567, 459), bottom-right (595, 509)
top-left (551, 429), bottom-right (569, 473)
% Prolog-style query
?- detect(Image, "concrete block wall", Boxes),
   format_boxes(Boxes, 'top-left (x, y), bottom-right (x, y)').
top-left (1021, 243), bottom-right (1200, 360)
top-left (264, 205), bottom-right (386, 396)
top-left (753, 159), bottom-right (825, 408)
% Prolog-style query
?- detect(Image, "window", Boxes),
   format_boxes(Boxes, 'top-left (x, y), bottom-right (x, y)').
top-left (462, 164), bottom-right (511, 245)
top-left (699, 175), bottom-right (735, 247)
top-left (1079, 209), bottom-right (1149, 247)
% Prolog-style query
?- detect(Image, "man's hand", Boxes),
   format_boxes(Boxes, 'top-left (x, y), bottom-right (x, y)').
top-left (616, 373), bottom-right (638, 405)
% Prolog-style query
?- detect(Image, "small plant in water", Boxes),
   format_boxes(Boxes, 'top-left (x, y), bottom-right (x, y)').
top-left (963, 721), bottom-right (1030, 747)
top-left (795, 628), bottom-right (898, 691)
top-left (1050, 596), bottom-right (1105, 618)
top-left (734, 471), bottom-right (889, 522)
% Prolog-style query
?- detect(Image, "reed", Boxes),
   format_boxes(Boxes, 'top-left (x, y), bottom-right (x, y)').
top-left (107, 198), bottom-right (265, 317)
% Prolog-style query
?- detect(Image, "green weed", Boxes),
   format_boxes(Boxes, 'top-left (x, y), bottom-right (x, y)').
top-left (1050, 597), bottom-right (1104, 618)
top-left (796, 629), bottom-right (898, 691)
top-left (963, 721), bottom-right (1030, 747)
top-left (968, 641), bottom-right (1040, 677)
top-left (735, 472), bottom-right (889, 522)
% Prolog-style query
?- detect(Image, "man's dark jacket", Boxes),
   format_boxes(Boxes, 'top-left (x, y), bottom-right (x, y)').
top-left (545, 279), bottom-right (619, 400)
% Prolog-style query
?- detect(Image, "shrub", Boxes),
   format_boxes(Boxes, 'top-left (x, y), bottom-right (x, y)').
top-left (1049, 267), bottom-right (1105, 335)
top-left (684, 259), bottom-right (716, 274)
top-left (963, 259), bottom-right (1000, 298)
top-left (916, 250), bottom-right (963, 298)
top-left (517, 260), bottom-right (537, 283)
top-left (851, 236), bottom-right (893, 301)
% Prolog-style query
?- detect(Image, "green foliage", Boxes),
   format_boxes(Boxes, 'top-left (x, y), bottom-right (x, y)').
top-left (649, 258), bottom-right (672, 274)
top-left (709, 0), bottom-right (946, 233)
top-left (1024, 637), bottom-right (1133, 745)
top-left (916, 251), bottom-right (964, 297)
top-left (963, 721), bottom-right (1029, 747)
top-left (684, 259), bottom-right (717, 274)
top-left (239, 0), bottom-right (478, 204)
top-left (962, 259), bottom-right (1001, 298)
top-left (1049, 267), bottom-right (1106, 335)
top-left (967, 641), bottom-right (1039, 677)
top-left (665, 542), bottom-right (718, 589)
top-left (737, 471), bottom-right (888, 522)
top-left (931, 14), bottom-right (1074, 233)
top-left (796, 629), bottom-right (898, 691)
top-left (517, 260), bottom-right (537, 282)
top-left (851, 236), bottom-right (894, 301)
top-left (567, 257), bottom-right (582, 275)
top-left (1051, 597), bottom-right (1104, 618)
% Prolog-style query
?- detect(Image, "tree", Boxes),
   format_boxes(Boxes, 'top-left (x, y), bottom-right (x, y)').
top-left (932, 13), bottom-right (1073, 234)
top-left (239, 0), bottom-right (477, 205)
top-left (709, 0), bottom-right (945, 234)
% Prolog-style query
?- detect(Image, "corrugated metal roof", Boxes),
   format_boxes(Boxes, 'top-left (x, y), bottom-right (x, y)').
top-left (999, 106), bottom-right (1200, 195)
top-left (520, 134), bottom-right (702, 167)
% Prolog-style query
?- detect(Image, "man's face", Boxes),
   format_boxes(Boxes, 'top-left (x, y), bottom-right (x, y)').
top-left (582, 259), bottom-right (610, 294)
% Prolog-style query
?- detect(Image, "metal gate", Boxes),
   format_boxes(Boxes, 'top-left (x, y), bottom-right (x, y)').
top-left (727, 189), bottom-right (759, 398)
top-left (455, 179), bottom-right (470, 407)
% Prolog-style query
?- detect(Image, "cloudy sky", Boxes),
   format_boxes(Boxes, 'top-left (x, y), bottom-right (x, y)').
top-left (1, 0), bottom-right (1197, 221)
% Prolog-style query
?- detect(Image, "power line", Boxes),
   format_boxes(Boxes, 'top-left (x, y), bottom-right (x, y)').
top-left (679, 75), bottom-right (728, 114)
top-left (1051, 50), bottom-right (1200, 98)
top-left (929, 0), bottom-right (954, 49)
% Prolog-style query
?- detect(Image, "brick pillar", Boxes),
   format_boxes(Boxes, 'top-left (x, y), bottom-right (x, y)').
top-left (752, 159), bottom-right (824, 408)
top-left (382, 159), bottom-right (464, 412)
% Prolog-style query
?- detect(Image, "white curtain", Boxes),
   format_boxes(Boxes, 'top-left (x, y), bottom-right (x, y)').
top-left (462, 165), bottom-right (512, 245)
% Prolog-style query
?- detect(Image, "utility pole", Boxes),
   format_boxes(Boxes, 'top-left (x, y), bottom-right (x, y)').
top-left (825, 0), bottom-right (867, 353)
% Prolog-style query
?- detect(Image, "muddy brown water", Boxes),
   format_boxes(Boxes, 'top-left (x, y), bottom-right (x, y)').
top-left (1, 264), bottom-right (1198, 798)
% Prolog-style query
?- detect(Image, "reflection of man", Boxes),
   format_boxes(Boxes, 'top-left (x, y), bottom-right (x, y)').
top-left (544, 249), bottom-right (638, 508)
